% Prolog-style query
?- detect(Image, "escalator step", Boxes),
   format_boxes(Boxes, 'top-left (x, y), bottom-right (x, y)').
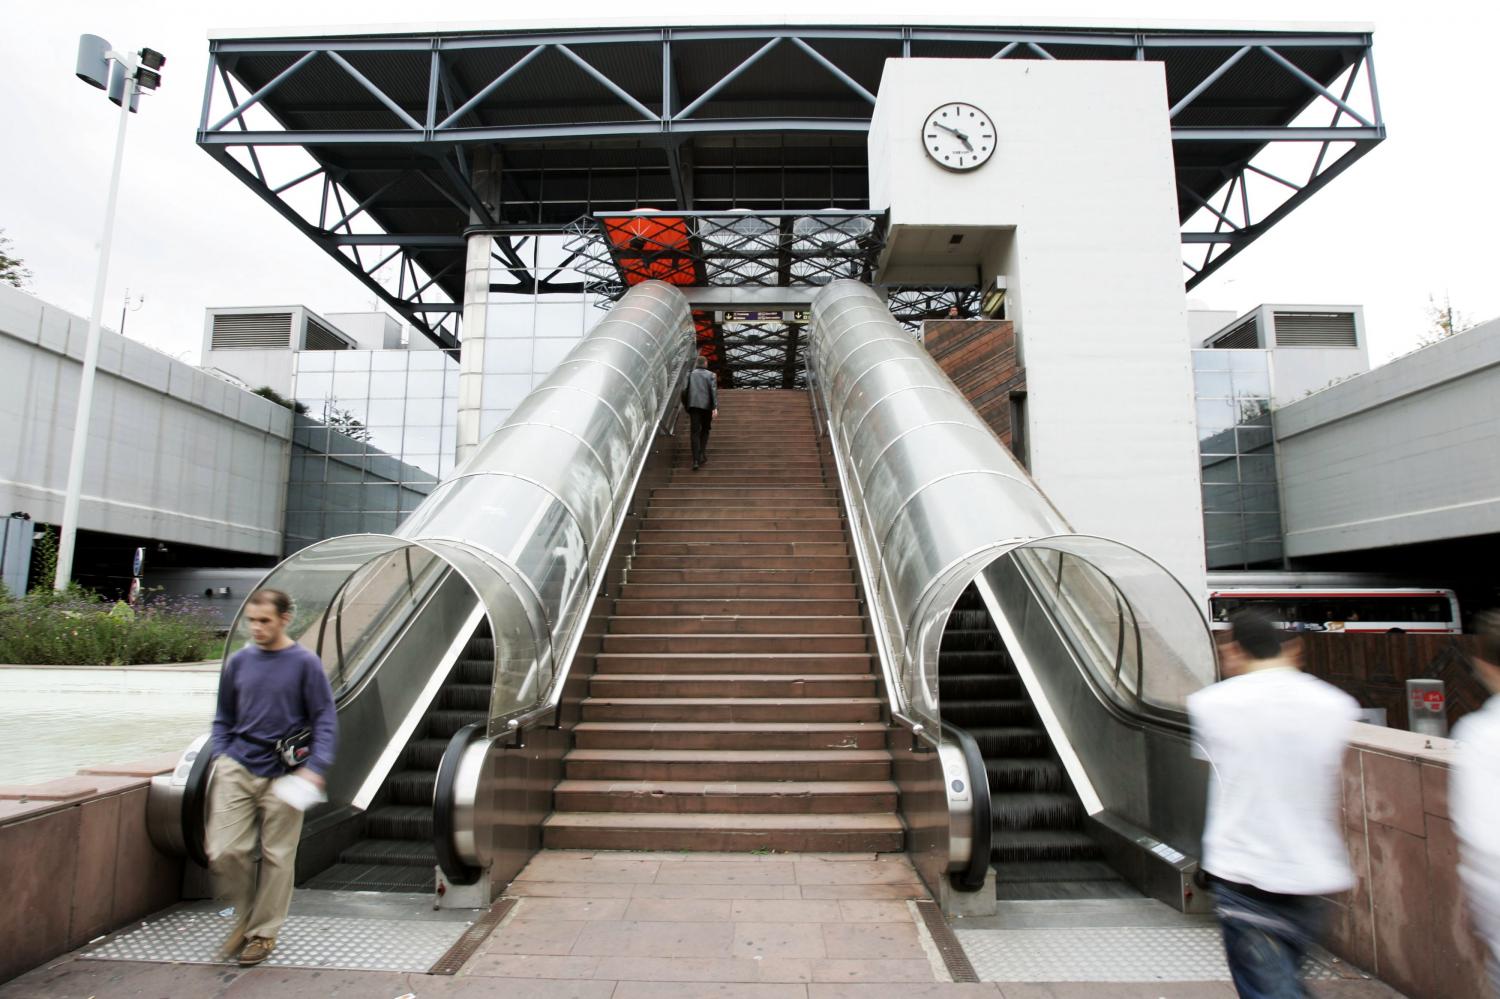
top-left (439, 683), bottom-right (492, 711)
top-left (364, 805), bottom-right (435, 840)
top-left (991, 792), bottom-right (1085, 830)
top-left (937, 630), bottom-right (1007, 653)
top-left (937, 650), bottom-right (1015, 674)
top-left (458, 659), bottom-right (492, 684)
top-left (305, 862), bottom-right (434, 893)
top-left (466, 637), bottom-right (495, 658)
top-left (945, 610), bottom-right (993, 629)
top-left (339, 838), bottom-right (439, 866)
top-left (385, 769), bottom-right (438, 806)
top-left (954, 727), bottom-right (1049, 758)
top-left (941, 699), bottom-right (1035, 727)
top-left (403, 738), bottom-right (451, 770)
top-left (992, 859), bottom-right (1122, 883)
top-left (940, 674), bottom-right (1022, 700)
top-left (426, 709), bottom-right (488, 738)
top-left (983, 757), bottom-right (1069, 792)
top-left (953, 587), bottom-right (984, 610)
top-left (992, 829), bottom-right (1101, 863)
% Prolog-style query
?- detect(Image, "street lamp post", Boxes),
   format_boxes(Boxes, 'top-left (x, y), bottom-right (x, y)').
top-left (55, 37), bottom-right (165, 590)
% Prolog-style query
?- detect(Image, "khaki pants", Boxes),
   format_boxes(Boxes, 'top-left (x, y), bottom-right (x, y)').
top-left (206, 756), bottom-right (304, 941)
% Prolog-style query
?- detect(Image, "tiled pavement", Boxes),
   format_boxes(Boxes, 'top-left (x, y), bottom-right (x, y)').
top-left (1, 850), bottom-right (1407, 998)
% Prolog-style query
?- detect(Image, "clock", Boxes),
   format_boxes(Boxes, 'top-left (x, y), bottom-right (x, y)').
top-left (922, 102), bottom-right (996, 171)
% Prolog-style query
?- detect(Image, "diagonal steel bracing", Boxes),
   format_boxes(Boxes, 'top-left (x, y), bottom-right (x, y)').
top-left (200, 23), bottom-right (1385, 346)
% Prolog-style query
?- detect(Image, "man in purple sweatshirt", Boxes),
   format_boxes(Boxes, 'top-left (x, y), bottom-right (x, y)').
top-left (207, 588), bottom-right (338, 967)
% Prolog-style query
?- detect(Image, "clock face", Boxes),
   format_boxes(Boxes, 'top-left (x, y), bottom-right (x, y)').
top-left (922, 103), bottom-right (996, 171)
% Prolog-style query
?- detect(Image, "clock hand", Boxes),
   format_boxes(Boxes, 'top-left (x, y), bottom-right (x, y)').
top-left (932, 121), bottom-right (974, 151)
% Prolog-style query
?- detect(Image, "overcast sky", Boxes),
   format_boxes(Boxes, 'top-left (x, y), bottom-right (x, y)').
top-left (3, 0), bottom-right (1496, 365)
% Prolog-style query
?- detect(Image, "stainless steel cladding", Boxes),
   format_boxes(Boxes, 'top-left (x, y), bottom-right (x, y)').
top-left (228, 280), bottom-right (693, 738)
top-left (808, 281), bottom-right (1218, 897)
top-left (809, 280), bottom-right (1066, 735)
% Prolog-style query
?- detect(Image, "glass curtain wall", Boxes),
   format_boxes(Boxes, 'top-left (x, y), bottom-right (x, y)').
top-left (284, 349), bottom-right (459, 554)
top-left (1193, 349), bottom-right (1283, 569)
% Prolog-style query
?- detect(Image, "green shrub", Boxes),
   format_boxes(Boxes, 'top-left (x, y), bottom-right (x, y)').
top-left (0, 588), bottom-right (222, 665)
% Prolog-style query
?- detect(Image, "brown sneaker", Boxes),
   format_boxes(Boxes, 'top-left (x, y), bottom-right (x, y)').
top-left (238, 936), bottom-right (275, 967)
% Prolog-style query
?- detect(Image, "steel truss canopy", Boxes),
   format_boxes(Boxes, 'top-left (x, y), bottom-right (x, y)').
top-left (200, 19), bottom-right (1384, 349)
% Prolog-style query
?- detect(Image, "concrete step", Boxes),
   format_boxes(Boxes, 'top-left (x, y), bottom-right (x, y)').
top-left (619, 582), bottom-right (859, 600)
top-left (571, 720), bottom-right (890, 750)
top-left (635, 529), bottom-right (848, 545)
top-left (644, 507), bottom-right (842, 521)
top-left (611, 598), bottom-right (860, 616)
top-left (587, 674), bottom-right (877, 699)
top-left (624, 569), bottom-right (855, 585)
top-left (541, 811), bottom-right (904, 852)
top-left (552, 778), bottom-right (899, 813)
top-left (600, 633), bottom-right (868, 654)
top-left (594, 652), bottom-right (874, 675)
top-left (629, 555), bottom-right (851, 571)
top-left (648, 496), bottom-right (840, 509)
top-left (580, 696), bottom-right (883, 722)
top-left (562, 748), bottom-right (893, 782)
top-left (605, 615), bottom-right (865, 636)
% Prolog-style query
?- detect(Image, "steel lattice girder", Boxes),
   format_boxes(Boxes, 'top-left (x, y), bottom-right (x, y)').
top-left (200, 23), bottom-right (1384, 347)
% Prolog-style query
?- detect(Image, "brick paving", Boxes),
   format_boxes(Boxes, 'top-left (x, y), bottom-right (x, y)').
top-left (1, 850), bottom-right (1407, 997)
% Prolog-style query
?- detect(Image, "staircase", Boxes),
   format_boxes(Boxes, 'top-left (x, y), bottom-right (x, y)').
top-left (306, 622), bottom-right (492, 891)
top-left (543, 388), bottom-right (903, 852)
top-left (939, 585), bottom-right (1134, 899)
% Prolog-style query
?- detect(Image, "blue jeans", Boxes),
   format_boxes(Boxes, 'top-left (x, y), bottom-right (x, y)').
top-left (1212, 878), bottom-right (1328, 999)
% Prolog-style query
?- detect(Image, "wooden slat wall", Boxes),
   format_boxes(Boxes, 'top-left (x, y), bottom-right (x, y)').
top-left (922, 319), bottom-right (1025, 453)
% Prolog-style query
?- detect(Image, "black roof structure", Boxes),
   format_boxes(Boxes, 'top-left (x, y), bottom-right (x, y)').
top-left (201, 20), bottom-right (1384, 349)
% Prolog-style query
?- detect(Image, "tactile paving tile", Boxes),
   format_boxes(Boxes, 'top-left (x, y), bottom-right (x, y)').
top-left (89, 908), bottom-right (468, 973)
top-left (954, 926), bottom-right (1341, 982)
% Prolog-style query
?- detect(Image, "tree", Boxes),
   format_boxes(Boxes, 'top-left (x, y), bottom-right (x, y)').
top-left (252, 385), bottom-right (309, 414)
top-left (0, 228), bottom-right (31, 289)
top-left (1419, 292), bottom-right (1474, 347)
top-left (322, 401), bottom-right (373, 442)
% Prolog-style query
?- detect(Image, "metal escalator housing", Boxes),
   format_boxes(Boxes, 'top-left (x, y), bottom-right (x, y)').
top-left (807, 280), bottom-right (1218, 906)
top-left (149, 282), bottom-right (694, 897)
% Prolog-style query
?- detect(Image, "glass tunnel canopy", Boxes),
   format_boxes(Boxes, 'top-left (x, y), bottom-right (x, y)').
top-left (224, 534), bottom-right (548, 730)
top-left (909, 535), bottom-right (1220, 732)
top-left (223, 281), bottom-right (695, 736)
top-left (807, 280), bottom-right (1216, 741)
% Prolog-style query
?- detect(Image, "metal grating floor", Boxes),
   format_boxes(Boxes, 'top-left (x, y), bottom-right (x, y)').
top-left (954, 925), bottom-right (1342, 983)
top-left (87, 892), bottom-right (473, 973)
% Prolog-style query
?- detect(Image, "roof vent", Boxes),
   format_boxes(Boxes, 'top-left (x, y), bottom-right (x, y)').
top-left (304, 318), bottom-right (350, 351)
top-left (210, 312), bottom-right (293, 350)
top-left (1212, 316), bottom-right (1260, 349)
top-left (1273, 311), bottom-right (1357, 348)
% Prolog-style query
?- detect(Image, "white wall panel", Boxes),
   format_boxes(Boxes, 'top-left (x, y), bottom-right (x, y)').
top-left (0, 285), bottom-right (290, 557)
top-left (869, 59), bottom-right (1206, 595)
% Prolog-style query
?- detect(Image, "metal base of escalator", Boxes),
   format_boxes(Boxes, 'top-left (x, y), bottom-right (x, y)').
top-left (940, 585), bottom-right (1138, 902)
top-left (305, 622), bottom-right (493, 892)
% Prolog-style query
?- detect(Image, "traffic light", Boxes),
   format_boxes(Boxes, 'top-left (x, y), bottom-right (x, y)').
top-left (136, 48), bottom-right (165, 91)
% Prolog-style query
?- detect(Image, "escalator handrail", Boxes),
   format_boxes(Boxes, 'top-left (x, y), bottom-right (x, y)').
top-left (433, 722), bottom-right (486, 885)
top-left (940, 720), bottom-right (993, 892)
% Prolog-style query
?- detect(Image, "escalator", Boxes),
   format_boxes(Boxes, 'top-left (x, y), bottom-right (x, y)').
top-left (938, 584), bottom-right (1133, 900)
top-left (807, 279), bottom-right (1218, 910)
top-left (148, 280), bottom-right (696, 898)
top-left (306, 622), bottom-right (492, 892)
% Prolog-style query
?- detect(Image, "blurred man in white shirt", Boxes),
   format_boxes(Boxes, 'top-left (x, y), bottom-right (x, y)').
top-left (1188, 610), bottom-right (1360, 999)
top-left (1453, 610), bottom-right (1500, 994)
